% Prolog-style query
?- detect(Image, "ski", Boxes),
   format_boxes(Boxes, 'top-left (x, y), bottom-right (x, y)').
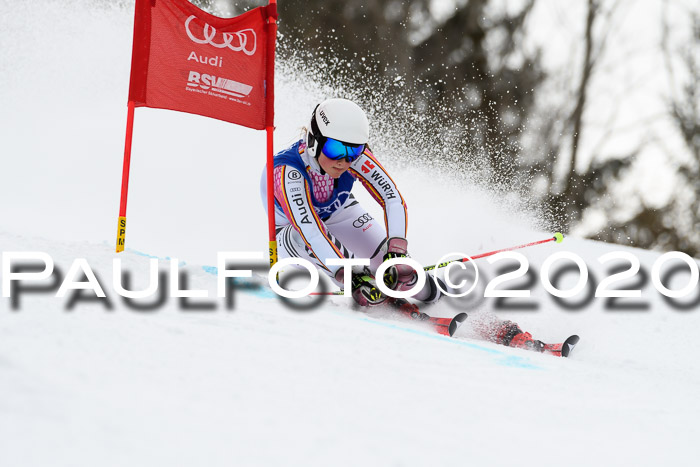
top-left (385, 297), bottom-right (468, 337)
top-left (543, 335), bottom-right (580, 357)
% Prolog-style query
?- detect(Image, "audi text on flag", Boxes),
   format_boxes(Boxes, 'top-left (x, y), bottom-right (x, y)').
top-left (128, 0), bottom-right (276, 130)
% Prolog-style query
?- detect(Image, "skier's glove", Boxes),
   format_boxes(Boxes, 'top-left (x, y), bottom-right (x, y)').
top-left (381, 237), bottom-right (417, 291)
top-left (352, 273), bottom-right (387, 307)
top-left (335, 267), bottom-right (387, 307)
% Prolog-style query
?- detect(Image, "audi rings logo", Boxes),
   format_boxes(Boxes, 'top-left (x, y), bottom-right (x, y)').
top-left (185, 16), bottom-right (257, 56)
top-left (353, 214), bottom-right (374, 228)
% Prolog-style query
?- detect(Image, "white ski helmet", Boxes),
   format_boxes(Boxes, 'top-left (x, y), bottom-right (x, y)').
top-left (306, 98), bottom-right (370, 158)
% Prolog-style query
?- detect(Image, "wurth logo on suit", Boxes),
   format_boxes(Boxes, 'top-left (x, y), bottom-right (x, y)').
top-left (357, 158), bottom-right (396, 200)
top-left (368, 171), bottom-right (397, 200)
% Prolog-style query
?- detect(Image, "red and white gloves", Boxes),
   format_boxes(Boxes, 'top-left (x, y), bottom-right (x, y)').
top-left (332, 237), bottom-right (434, 308)
top-left (381, 237), bottom-right (418, 291)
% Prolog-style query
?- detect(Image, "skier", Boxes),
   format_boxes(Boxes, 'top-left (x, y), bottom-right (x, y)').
top-left (260, 98), bottom-right (442, 309)
top-left (260, 98), bottom-right (572, 354)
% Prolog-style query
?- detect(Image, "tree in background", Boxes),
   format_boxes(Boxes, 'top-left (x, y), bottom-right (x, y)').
top-left (519, 1), bottom-right (638, 237)
top-left (651, 1), bottom-right (700, 256)
top-left (525, 0), bottom-right (699, 257)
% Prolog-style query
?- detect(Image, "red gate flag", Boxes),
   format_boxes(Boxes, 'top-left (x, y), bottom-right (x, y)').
top-left (128, 0), bottom-right (276, 129)
top-left (117, 0), bottom-right (278, 255)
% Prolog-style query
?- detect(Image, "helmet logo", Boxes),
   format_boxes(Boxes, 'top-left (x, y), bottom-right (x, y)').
top-left (319, 110), bottom-right (330, 126)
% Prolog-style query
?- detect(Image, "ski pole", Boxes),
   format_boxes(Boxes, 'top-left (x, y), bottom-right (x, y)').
top-left (309, 233), bottom-right (564, 295)
top-left (423, 232), bottom-right (564, 271)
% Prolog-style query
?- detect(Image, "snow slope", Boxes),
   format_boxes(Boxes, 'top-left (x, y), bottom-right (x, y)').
top-left (1, 1), bottom-right (699, 466)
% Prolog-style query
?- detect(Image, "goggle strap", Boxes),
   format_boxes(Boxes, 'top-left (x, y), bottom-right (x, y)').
top-left (310, 104), bottom-right (321, 138)
top-left (309, 104), bottom-right (325, 154)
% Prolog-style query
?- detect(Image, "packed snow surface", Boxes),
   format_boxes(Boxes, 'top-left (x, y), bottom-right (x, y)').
top-left (1, 2), bottom-right (699, 466)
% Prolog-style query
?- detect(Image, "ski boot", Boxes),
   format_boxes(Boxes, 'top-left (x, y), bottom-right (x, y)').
top-left (387, 297), bottom-right (426, 319)
top-left (495, 320), bottom-right (545, 352)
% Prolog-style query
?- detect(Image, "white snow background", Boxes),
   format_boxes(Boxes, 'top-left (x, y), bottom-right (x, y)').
top-left (1, 1), bottom-right (699, 466)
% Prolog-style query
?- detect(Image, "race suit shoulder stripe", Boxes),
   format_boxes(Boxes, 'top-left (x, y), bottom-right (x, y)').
top-left (363, 149), bottom-right (407, 208)
top-left (274, 166), bottom-right (297, 228)
top-left (364, 149), bottom-right (409, 237)
top-left (276, 166), bottom-right (312, 250)
top-left (277, 164), bottom-right (345, 272)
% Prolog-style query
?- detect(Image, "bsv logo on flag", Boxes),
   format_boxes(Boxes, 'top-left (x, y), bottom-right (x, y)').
top-left (187, 71), bottom-right (252, 98)
top-left (185, 16), bottom-right (256, 56)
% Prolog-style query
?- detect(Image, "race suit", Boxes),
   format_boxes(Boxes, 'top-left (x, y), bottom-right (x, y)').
top-left (259, 140), bottom-right (408, 282)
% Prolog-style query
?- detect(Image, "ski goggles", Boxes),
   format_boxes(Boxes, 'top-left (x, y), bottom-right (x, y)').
top-left (321, 138), bottom-right (365, 163)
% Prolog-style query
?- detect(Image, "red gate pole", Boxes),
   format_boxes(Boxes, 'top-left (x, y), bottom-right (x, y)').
top-left (116, 100), bottom-right (136, 253)
top-left (265, 0), bottom-right (279, 267)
